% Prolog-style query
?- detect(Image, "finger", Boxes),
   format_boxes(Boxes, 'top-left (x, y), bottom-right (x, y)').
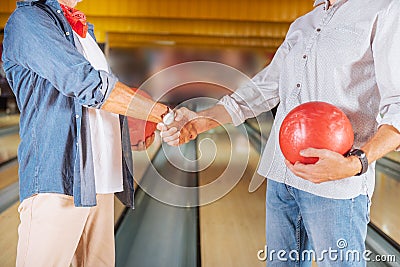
top-left (163, 131), bottom-right (181, 143)
top-left (160, 127), bottom-right (178, 138)
top-left (174, 109), bottom-right (184, 122)
top-left (185, 123), bottom-right (197, 139)
top-left (292, 161), bottom-right (310, 172)
top-left (167, 139), bottom-right (180, 146)
top-left (131, 144), bottom-right (139, 151)
top-left (181, 126), bottom-right (194, 143)
top-left (179, 137), bottom-right (190, 145)
top-left (285, 161), bottom-right (297, 174)
top-left (286, 161), bottom-right (309, 176)
top-left (284, 159), bottom-right (293, 168)
top-left (178, 127), bottom-right (189, 144)
top-left (183, 133), bottom-right (191, 144)
top-left (157, 123), bottom-right (167, 131)
top-left (291, 164), bottom-right (323, 181)
top-left (139, 141), bottom-right (146, 151)
top-left (188, 128), bottom-right (197, 140)
top-left (299, 148), bottom-right (328, 158)
top-left (311, 179), bottom-right (323, 184)
top-left (145, 134), bottom-right (155, 148)
top-left (132, 141), bottom-right (145, 151)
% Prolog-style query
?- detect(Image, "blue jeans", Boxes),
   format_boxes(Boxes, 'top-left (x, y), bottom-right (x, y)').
top-left (266, 179), bottom-right (370, 267)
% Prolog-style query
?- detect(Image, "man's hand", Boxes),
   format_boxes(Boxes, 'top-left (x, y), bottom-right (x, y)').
top-left (157, 107), bottom-right (199, 146)
top-left (131, 133), bottom-right (155, 151)
top-left (285, 148), bottom-right (362, 184)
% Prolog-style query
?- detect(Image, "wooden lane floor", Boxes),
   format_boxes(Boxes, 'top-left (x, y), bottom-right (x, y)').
top-left (114, 136), bottom-right (162, 224)
top-left (0, 117), bottom-right (21, 266)
top-left (0, 202), bottom-right (19, 267)
top-left (0, 132), bottom-right (20, 165)
top-left (0, 161), bottom-right (18, 190)
top-left (0, 114), bottom-right (20, 165)
top-left (370, 170), bottom-right (400, 245)
top-left (198, 127), bottom-right (266, 267)
top-left (0, 114), bottom-right (20, 129)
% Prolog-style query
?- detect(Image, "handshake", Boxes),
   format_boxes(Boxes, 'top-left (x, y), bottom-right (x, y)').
top-left (128, 106), bottom-right (202, 150)
top-left (155, 104), bottom-right (232, 146)
top-left (157, 107), bottom-right (200, 146)
top-left (127, 87), bottom-right (204, 150)
top-left (119, 86), bottom-right (232, 151)
top-left (128, 103), bottom-right (230, 150)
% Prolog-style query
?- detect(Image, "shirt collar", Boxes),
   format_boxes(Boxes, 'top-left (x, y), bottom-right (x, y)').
top-left (18, 0), bottom-right (59, 3)
top-left (17, 0), bottom-right (61, 9)
top-left (313, 0), bottom-right (330, 10)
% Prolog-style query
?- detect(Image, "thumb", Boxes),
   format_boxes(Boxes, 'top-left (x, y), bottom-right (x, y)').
top-left (174, 109), bottom-right (184, 122)
top-left (299, 148), bottom-right (326, 158)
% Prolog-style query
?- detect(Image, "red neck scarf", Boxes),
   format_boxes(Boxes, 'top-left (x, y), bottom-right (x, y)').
top-left (60, 4), bottom-right (88, 38)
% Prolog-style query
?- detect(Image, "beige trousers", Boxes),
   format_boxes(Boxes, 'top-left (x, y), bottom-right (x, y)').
top-left (16, 193), bottom-right (115, 267)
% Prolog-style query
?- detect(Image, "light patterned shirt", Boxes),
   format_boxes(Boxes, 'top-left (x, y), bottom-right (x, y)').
top-left (219, 0), bottom-right (400, 199)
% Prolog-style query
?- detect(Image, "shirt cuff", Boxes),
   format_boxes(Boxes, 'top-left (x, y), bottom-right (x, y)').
top-left (378, 114), bottom-right (400, 151)
top-left (218, 95), bottom-right (246, 126)
top-left (96, 70), bottom-right (118, 109)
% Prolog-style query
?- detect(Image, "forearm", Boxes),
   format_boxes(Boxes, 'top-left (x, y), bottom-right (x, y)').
top-left (101, 81), bottom-right (168, 123)
top-left (361, 124), bottom-right (400, 163)
top-left (195, 104), bottom-right (233, 134)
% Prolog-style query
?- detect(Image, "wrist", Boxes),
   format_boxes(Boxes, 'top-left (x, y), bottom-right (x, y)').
top-left (346, 149), bottom-right (368, 176)
top-left (348, 155), bottom-right (362, 176)
top-left (194, 116), bottom-right (221, 134)
top-left (150, 103), bottom-right (170, 123)
top-left (197, 109), bottom-right (223, 133)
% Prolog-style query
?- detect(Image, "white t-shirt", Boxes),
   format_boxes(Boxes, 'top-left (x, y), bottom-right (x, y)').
top-left (74, 32), bottom-right (123, 194)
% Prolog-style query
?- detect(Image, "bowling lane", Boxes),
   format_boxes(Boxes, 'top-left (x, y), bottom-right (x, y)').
top-left (130, 134), bottom-right (162, 189)
top-left (115, 140), bottom-right (199, 267)
top-left (0, 202), bottom-right (19, 267)
top-left (0, 132), bottom-right (19, 165)
top-left (114, 135), bottom-right (162, 224)
top-left (198, 126), bottom-right (266, 267)
top-left (370, 166), bottom-right (400, 245)
top-left (0, 114), bottom-right (20, 165)
top-left (0, 131), bottom-right (20, 213)
top-left (0, 161), bottom-right (18, 190)
top-left (0, 114), bottom-right (19, 129)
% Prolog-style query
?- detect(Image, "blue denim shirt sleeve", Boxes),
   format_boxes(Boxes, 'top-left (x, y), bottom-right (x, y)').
top-left (1, 1), bottom-right (134, 208)
top-left (2, 6), bottom-right (117, 108)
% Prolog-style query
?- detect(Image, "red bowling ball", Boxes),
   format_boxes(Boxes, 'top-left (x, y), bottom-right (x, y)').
top-left (279, 101), bottom-right (354, 164)
top-left (127, 88), bottom-right (157, 146)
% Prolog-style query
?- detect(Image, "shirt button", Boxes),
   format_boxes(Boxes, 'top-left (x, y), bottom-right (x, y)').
top-left (76, 142), bottom-right (79, 146)
top-left (75, 115), bottom-right (80, 119)
top-left (296, 83), bottom-right (301, 88)
top-left (303, 54), bottom-right (307, 59)
top-left (316, 28), bottom-right (321, 32)
top-left (66, 32), bottom-right (70, 36)
top-left (56, 10), bottom-right (61, 13)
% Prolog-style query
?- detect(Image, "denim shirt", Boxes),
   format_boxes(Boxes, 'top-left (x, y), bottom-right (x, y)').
top-left (2, 0), bottom-right (135, 207)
